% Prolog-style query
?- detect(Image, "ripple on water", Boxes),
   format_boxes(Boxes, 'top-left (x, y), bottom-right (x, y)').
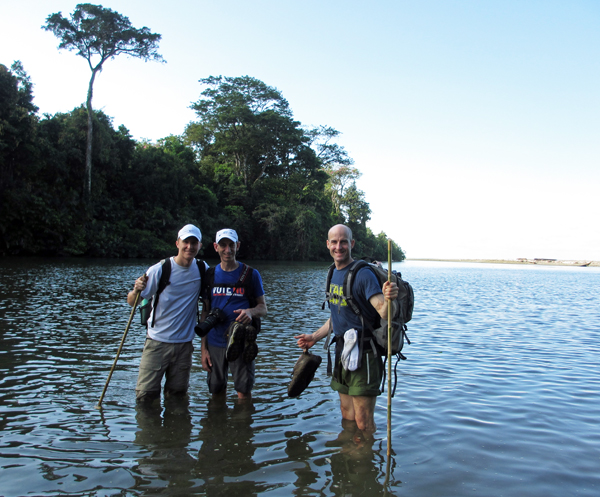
top-left (1, 259), bottom-right (600, 496)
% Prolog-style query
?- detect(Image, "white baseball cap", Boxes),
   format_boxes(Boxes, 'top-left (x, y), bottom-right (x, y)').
top-left (178, 224), bottom-right (202, 241)
top-left (215, 228), bottom-right (238, 243)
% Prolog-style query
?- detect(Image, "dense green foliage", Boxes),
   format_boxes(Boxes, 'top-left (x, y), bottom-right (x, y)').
top-left (43, 3), bottom-right (164, 199)
top-left (0, 64), bottom-right (404, 261)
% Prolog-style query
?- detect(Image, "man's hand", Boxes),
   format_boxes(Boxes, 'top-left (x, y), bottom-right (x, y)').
top-left (370, 282), bottom-right (398, 319)
top-left (201, 346), bottom-right (212, 372)
top-left (295, 319), bottom-right (330, 350)
top-left (294, 333), bottom-right (317, 350)
top-left (382, 280), bottom-right (398, 301)
top-left (127, 274), bottom-right (148, 306)
top-left (233, 296), bottom-right (267, 325)
top-left (134, 274), bottom-right (148, 293)
top-left (233, 308), bottom-right (253, 325)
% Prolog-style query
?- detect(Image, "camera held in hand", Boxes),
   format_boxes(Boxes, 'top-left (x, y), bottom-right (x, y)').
top-left (195, 307), bottom-right (226, 337)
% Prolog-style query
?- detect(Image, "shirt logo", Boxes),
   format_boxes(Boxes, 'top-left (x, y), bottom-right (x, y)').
top-left (212, 287), bottom-right (245, 297)
top-left (329, 283), bottom-right (347, 307)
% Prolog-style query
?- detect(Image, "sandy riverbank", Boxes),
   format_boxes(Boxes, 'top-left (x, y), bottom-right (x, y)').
top-left (407, 258), bottom-right (600, 267)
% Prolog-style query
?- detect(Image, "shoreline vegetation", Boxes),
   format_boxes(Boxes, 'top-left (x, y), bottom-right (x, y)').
top-left (408, 258), bottom-right (600, 267)
top-left (1, 64), bottom-right (402, 261)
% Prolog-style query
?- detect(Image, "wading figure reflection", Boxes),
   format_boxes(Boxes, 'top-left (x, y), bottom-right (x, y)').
top-left (134, 398), bottom-right (195, 491)
top-left (195, 398), bottom-right (259, 493)
top-left (326, 422), bottom-right (391, 495)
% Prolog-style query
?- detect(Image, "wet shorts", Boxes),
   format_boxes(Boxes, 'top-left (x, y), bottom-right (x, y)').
top-left (136, 339), bottom-right (194, 400)
top-left (206, 343), bottom-right (255, 395)
top-left (330, 349), bottom-right (383, 397)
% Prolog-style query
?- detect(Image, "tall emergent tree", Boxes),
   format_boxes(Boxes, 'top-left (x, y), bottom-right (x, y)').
top-left (43, 3), bottom-right (164, 200)
top-left (185, 75), bottom-right (334, 259)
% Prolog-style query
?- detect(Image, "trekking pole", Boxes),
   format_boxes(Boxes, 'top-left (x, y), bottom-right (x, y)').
top-left (96, 281), bottom-right (143, 409)
top-left (384, 239), bottom-right (394, 488)
top-left (387, 239), bottom-right (393, 456)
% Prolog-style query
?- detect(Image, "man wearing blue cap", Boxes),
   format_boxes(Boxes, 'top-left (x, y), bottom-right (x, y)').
top-left (199, 228), bottom-right (267, 401)
top-left (127, 224), bottom-right (208, 404)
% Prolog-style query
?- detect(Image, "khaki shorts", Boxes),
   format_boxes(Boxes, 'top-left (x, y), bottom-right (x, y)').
top-left (330, 349), bottom-right (383, 397)
top-left (136, 339), bottom-right (194, 400)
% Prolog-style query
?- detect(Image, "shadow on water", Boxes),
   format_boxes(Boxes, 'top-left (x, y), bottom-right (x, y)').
top-left (2, 258), bottom-right (600, 496)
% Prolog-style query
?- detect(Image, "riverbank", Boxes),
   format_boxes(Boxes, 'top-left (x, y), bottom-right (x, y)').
top-left (408, 258), bottom-right (600, 267)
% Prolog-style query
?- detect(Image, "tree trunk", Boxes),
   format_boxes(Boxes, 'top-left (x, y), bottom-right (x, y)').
top-left (85, 68), bottom-right (99, 201)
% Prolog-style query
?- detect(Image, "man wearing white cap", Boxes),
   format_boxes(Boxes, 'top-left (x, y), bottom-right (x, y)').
top-left (199, 228), bottom-right (267, 400)
top-left (127, 224), bottom-right (208, 404)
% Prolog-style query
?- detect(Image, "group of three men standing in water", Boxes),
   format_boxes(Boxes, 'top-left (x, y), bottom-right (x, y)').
top-left (127, 223), bottom-right (397, 436)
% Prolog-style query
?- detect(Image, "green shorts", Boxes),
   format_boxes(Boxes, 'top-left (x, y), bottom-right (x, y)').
top-left (330, 349), bottom-right (383, 397)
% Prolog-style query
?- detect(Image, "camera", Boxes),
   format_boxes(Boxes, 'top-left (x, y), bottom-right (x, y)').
top-left (195, 307), bottom-right (226, 337)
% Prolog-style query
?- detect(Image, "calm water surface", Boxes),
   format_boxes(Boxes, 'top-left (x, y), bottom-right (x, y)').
top-left (1, 258), bottom-right (599, 496)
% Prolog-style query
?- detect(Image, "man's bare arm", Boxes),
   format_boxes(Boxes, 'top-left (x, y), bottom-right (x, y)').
top-left (369, 280), bottom-right (398, 319)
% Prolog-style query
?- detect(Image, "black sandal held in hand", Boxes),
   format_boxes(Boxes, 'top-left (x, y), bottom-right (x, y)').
top-left (288, 350), bottom-right (322, 398)
top-left (242, 325), bottom-right (258, 363)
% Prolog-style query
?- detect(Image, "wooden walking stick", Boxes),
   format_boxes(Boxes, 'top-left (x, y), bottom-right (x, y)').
top-left (384, 239), bottom-right (394, 488)
top-left (96, 284), bottom-right (143, 409)
top-left (387, 239), bottom-right (393, 456)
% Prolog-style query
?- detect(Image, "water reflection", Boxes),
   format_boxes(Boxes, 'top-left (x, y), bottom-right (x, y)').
top-left (196, 398), bottom-right (260, 494)
top-left (326, 421), bottom-right (390, 496)
top-left (134, 397), bottom-right (196, 493)
top-left (285, 431), bottom-right (320, 491)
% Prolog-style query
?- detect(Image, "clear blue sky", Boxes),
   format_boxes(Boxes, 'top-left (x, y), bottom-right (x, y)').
top-left (2, 1), bottom-right (598, 260)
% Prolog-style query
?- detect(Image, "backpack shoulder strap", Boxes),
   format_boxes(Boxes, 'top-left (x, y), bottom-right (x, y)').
top-left (343, 259), bottom-right (370, 317)
top-left (151, 258), bottom-right (171, 328)
top-left (237, 264), bottom-right (261, 331)
top-left (344, 260), bottom-right (385, 354)
top-left (237, 264), bottom-right (255, 305)
top-left (157, 258), bottom-right (172, 294)
top-left (322, 263), bottom-right (336, 310)
top-left (196, 258), bottom-right (207, 296)
top-left (203, 266), bottom-right (216, 303)
top-left (196, 259), bottom-right (206, 281)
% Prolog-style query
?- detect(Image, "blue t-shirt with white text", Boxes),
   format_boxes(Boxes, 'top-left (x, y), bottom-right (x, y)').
top-left (206, 264), bottom-right (265, 348)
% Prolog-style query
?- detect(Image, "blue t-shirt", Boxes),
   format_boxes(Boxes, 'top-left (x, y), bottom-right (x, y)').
top-left (329, 262), bottom-right (382, 337)
top-left (206, 263), bottom-right (265, 348)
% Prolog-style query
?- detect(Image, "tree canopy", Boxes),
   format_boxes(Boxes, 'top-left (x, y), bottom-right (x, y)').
top-left (0, 64), bottom-right (405, 262)
top-left (42, 3), bottom-right (164, 200)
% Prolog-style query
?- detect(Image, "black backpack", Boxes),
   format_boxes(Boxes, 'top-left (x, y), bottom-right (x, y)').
top-left (202, 263), bottom-right (261, 332)
top-left (139, 258), bottom-right (207, 328)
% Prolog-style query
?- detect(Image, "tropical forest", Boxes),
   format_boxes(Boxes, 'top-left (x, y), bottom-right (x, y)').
top-left (0, 5), bottom-right (404, 262)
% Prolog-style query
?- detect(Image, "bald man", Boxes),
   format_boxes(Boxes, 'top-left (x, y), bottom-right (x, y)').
top-left (295, 224), bottom-right (398, 436)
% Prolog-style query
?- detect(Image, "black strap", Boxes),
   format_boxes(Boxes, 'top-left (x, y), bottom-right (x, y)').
top-left (380, 353), bottom-right (405, 398)
top-left (150, 258), bottom-right (171, 328)
top-left (195, 259), bottom-right (206, 323)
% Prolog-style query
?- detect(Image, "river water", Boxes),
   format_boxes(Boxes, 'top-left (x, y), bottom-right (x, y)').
top-left (1, 258), bottom-right (599, 496)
